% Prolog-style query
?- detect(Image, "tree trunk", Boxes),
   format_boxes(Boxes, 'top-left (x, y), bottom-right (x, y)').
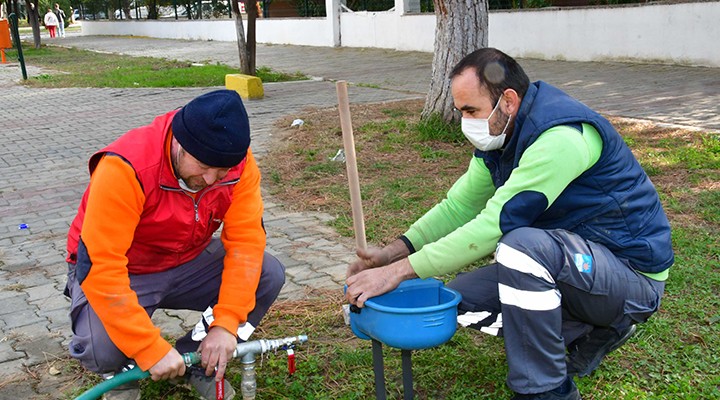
top-left (421, 0), bottom-right (488, 122)
top-left (232, 0), bottom-right (250, 74)
top-left (24, 0), bottom-right (40, 49)
top-left (121, 0), bottom-right (131, 19)
top-left (245, 0), bottom-right (257, 74)
top-left (148, 0), bottom-right (158, 19)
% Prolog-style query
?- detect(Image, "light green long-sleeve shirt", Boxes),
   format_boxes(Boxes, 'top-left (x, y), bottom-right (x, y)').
top-left (405, 123), bottom-right (668, 281)
top-left (405, 124), bottom-right (599, 277)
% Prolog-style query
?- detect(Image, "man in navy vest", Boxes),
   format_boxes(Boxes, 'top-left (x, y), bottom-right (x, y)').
top-left (345, 48), bottom-right (672, 399)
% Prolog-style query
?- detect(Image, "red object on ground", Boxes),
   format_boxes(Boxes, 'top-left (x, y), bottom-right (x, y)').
top-left (216, 378), bottom-right (224, 400)
top-left (287, 348), bottom-right (296, 375)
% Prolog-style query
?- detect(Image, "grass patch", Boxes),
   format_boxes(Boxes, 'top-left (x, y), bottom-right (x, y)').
top-left (4, 44), bottom-right (307, 88)
top-left (255, 65), bottom-right (308, 83)
top-left (255, 102), bottom-right (720, 398)
top-left (62, 102), bottom-right (720, 398)
top-left (264, 99), bottom-right (468, 246)
top-left (415, 112), bottom-right (465, 143)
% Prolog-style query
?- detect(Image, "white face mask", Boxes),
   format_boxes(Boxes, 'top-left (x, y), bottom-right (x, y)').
top-left (175, 145), bottom-right (202, 193)
top-left (178, 178), bottom-right (200, 193)
top-left (461, 97), bottom-right (512, 151)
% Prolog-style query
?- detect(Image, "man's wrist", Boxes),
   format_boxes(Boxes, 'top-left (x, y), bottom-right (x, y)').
top-left (394, 258), bottom-right (419, 281)
top-left (397, 236), bottom-right (416, 255)
top-left (386, 238), bottom-right (412, 263)
top-left (209, 325), bottom-right (235, 336)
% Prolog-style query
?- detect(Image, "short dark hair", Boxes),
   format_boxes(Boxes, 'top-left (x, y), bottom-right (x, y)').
top-left (450, 48), bottom-right (530, 104)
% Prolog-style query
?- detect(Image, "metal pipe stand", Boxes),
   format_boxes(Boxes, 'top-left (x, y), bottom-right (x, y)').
top-left (371, 339), bottom-right (414, 400)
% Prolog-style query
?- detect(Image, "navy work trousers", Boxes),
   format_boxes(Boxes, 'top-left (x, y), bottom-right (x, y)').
top-left (448, 227), bottom-right (665, 394)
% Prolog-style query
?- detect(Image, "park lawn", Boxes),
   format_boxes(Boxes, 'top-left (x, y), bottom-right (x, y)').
top-left (256, 99), bottom-right (720, 399)
top-left (4, 44), bottom-right (306, 88)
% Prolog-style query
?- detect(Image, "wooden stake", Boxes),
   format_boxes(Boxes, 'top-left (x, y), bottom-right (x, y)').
top-left (336, 81), bottom-right (367, 251)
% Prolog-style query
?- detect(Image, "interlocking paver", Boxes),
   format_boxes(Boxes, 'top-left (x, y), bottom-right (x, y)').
top-left (0, 32), bottom-right (717, 399)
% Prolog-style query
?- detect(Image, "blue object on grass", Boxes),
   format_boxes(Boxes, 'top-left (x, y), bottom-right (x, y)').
top-left (348, 278), bottom-right (461, 350)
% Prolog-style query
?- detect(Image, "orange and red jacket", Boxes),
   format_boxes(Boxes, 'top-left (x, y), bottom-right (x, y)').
top-left (66, 110), bottom-right (266, 371)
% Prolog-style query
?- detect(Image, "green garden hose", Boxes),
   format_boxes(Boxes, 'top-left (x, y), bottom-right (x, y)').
top-left (75, 351), bottom-right (201, 400)
top-left (75, 367), bottom-right (149, 400)
top-left (74, 335), bottom-right (307, 400)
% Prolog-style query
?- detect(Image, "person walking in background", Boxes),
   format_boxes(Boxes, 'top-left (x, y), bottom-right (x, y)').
top-left (43, 8), bottom-right (58, 38)
top-left (54, 3), bottom-right (66, 38)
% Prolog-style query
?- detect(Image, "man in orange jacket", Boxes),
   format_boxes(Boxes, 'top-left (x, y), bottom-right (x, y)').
top-left (65, 90), bottom-right (285, 399)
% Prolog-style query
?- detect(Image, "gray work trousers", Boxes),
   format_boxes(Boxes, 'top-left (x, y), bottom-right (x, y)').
top-left (66, 238), bottom-right (285, 374)
top-left (447, 227), bottom-right (665, 394)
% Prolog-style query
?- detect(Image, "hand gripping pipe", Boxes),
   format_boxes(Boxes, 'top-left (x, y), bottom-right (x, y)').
top-left (75, 335), bottom-right (308, 400)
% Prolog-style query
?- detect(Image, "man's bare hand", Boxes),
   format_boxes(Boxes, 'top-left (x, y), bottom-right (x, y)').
top-left (345, 258), bottom-right (418, 307)
top-left (346, 246), bottom-right (390, 278)
top-left (198, 326), bottom-right (238, 381)
top-left (346, 239), bottom-right (411, 278)
top-left (148, 348), bottom-right (186, 381)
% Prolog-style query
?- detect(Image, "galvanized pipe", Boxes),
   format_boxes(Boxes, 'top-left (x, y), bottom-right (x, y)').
top-left (74, 335), bottom-right (308, 400)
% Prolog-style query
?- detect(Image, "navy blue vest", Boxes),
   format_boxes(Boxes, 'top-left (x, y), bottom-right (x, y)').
top-left (476, 81), bottom-right (673, 273)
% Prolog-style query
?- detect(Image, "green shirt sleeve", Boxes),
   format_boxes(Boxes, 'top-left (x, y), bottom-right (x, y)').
top-left (406, 124), bottom-right (603, 279)
top-left (402, 156), bottom-right (496, 252)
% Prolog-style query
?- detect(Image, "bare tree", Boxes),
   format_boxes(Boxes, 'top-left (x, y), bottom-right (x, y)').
top-left (245, 0), bottom-right (258, 73)
top-left (24, 0), bottom-right (40, 49)
top-left (422, 0), bottom-right (488, 122)
top-left (120, 0), bottom-right (131, 19)
top-left (231, 0), bottom-right (248, 73)
top-left (231, 0), bottom-right (258, 75)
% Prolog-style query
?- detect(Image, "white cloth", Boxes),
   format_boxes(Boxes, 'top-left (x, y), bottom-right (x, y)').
top-left (44, 11), bottom-right (59, 27)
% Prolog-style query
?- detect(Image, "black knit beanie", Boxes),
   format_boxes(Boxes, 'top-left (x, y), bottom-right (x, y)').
top-left (172, 90), bottom-right (250, 168)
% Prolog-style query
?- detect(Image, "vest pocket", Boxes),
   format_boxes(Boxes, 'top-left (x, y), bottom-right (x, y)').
top-left (574, 222), bottom-right (626, 253)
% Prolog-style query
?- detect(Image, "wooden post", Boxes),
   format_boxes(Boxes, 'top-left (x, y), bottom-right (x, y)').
top-left (336, 81), bottom-right (367, 251)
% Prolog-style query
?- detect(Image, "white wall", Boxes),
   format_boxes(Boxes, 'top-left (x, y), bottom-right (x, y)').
top-left (81, 18), bottom-right (336, 46)
top-left (257, 18), bottom-right (336, 46)
top-left (81, 1), bottom-right (720, 67)
top-left (491, 2), bottom-right (720, 67)
top-left (340, 11), bottom-right (435, 51)
top-left (82, 20), bottom-right (238, 41)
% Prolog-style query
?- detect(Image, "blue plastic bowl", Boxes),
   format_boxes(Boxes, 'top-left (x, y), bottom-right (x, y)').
top-left (348, 278), bottom-right (461, 350)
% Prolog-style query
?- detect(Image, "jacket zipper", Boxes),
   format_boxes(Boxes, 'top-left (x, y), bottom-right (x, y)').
top-left (161, 178), bottom-right (239, 222)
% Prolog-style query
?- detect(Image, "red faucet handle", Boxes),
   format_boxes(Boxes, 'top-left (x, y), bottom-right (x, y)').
top-left (287, 348), bottom-right (296, 375)
top-left (215, 379), bottom-right (224, 400)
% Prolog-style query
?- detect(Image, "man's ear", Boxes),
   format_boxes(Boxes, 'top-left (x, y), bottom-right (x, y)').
top-left (501, 89), bottom-right (521, 115)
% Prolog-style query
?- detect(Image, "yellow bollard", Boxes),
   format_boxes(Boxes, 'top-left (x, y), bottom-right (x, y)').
top-left (225, 74), bottom-right (264, 100)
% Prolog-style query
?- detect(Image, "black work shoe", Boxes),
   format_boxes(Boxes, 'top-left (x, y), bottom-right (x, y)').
top-left (185, 366), bottom-right (236, 400)
top-left (101, 365), bottom-right (141, 400)
top-left (101, 381), bottom-right (140, 400)
top-left (566, 324), bottom-right (637, 377)
top-left (511, 377), bottom-right (581, 400)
